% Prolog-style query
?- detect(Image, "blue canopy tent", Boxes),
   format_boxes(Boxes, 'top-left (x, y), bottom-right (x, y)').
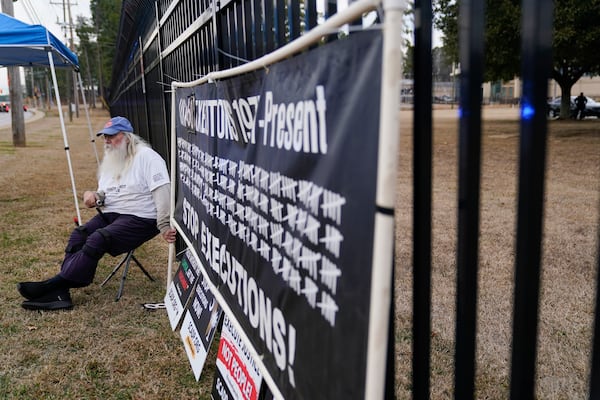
top-left (0, 13), bottom-right (79, 67)
top-left (0, 12), bottom-right (99, 223)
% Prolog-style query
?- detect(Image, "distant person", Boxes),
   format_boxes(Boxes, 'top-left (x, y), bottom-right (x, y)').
top-left (575, 92), bottom-right (587, 120)
top-left (17, 116), bottom-right (177, 310)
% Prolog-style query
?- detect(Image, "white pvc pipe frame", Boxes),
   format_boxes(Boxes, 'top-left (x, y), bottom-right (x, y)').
top-left (168, 0), bottom-right (405, 397)
top-left (47, 52), bottom-right (99, 227)
top-left (47, 51), bottom-right (82, 225)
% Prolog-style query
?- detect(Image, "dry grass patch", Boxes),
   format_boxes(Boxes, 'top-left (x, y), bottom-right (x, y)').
top-left (0, 107), bottom-right (597, 399)
top-left (394, 111), bottom-right (599, 399)
top-left (0, 109), bottom-right (216, 399)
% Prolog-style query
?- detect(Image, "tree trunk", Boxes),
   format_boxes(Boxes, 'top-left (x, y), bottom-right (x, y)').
top-left (1, 0), bottom-right (26, 147)
top-left (8, 67), bottom-right (26, 147)
top-left (553, 68), bottom-right (583, 120)
top-left (559, 83), bottom-right (573, 120)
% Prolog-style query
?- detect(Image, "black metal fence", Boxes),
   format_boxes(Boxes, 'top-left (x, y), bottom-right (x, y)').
top-left (107, 0), bottom-right (600, 398)
top-left (108, 0), bottom-right (335, 164)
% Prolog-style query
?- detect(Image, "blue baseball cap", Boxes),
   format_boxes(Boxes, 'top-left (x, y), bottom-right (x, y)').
top-left (97, 116), bottom-right (133, 136)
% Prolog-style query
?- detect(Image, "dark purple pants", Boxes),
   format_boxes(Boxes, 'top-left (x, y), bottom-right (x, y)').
top-left (59, 212), bottom-right (159, 285)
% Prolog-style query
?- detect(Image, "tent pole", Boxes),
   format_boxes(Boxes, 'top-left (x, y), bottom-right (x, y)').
top-left (78, 72), bottom-right (100, 166)
top-left (48, 51), bottom-right (82, 225)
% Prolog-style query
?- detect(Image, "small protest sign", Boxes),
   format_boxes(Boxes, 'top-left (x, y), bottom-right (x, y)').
top-left (165, 249), bottom-right (201, 330)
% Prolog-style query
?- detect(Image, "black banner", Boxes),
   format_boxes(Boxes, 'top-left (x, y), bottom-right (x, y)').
top-left (174, 31), bottom-right (382, 399)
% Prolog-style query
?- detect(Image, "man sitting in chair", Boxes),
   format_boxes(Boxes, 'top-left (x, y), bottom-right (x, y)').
top-left (17, 116), bottom-right (177, 310)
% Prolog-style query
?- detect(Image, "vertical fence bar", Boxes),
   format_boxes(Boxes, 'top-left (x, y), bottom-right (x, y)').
top-left (509, 0), bottom-right (553, 399)
top-left (324, 0), bottom-right (337, 42)
top-left (304, 0), bottom-right (317, 31)
top-left (591, 225), bottom-right (600, 398)
top-left (275, 0), bottom-right (286, 46)
top-left (156, 1), bottom-right (171, 160)
top-left (287, 0), bottom-right (301, 40)
top-left (245, 0), bottom-right (254, 58)
top-left (386, 263), bottom-right (396, 399)
top-left (252, 0), bottom-right (264, 57)
top-left (454, 0), bottom-right (485, 397)
top-left (216, 12), bottom-right (226, 69)
top-left (234, 4), bottom-right (240, 64)
top-left (412, 0), bottom-right (433, 398)
top-left (263, 0), bottom-right (275, 52)
top-left (225, 10), bottom-right (235, 68)
top-left (212, 0), bottom-right (221, 70)
top-left (235, 2), bottom-right (244, 63)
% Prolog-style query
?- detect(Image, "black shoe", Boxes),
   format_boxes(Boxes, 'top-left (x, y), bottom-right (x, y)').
top-left (17, 275), bottom-right (71, 300)
top-left (17, 281), bottom-right (48, 300)
top-left (21, 289), bottom-right (73, 311)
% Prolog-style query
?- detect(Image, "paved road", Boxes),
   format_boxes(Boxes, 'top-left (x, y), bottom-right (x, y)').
top-left (0, 109), bottom-right (42, 129)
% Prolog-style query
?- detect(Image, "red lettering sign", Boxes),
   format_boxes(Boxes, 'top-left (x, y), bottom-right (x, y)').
top-left (217, 338), bottom-right (258, 400)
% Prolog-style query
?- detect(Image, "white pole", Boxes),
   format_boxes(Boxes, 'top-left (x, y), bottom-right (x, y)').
top-left (167, 82), bottom-right (178, 287)
top-left (78, 72), bottom-right (100, 166)
top-left (364, 0), bottom-right (405, 398)
top-left (48, 51), bottom-right (82, 225)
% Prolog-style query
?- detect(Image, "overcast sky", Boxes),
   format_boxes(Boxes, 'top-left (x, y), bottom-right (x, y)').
top-left (13, 0), bottom-right (92, 43)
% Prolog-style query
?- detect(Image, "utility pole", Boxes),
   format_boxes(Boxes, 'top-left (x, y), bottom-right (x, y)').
top-left (1, 0), bottom-right (26, 147)
top-left (57, 0), bottom-right (73, 121)
top-left (53, 0), bottom-right (75, 121)
top-left (67, 0), bottom-right (79, 118)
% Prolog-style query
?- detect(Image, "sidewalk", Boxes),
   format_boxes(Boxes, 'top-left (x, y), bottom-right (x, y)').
top-left (400, 105), bottom-right (521, 121)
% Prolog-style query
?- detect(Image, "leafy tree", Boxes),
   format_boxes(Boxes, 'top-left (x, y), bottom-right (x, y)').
top-left (433, 0), bottom-right (458, 71)
top-left (90, 0), bottom-right (122, 101)
top-left (432, 47), bottom-right (453, 81)
top-left (552, 0), bottom-right (600, 117)
top-left (433, 0), bottom-right (600, 118)
top-left (433, 0), bottom-right (520, 81)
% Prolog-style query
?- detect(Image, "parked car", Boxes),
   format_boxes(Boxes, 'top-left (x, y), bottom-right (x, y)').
top-left (547, 96), bottom-right (600, 119)
top-left (0, 102), bottom-right (29, 112)
top-left (434, 94), bottom-right (455, 104)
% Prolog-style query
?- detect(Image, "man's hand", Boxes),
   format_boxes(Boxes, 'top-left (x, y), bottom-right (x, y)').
top-left (162, 227), bottom-right (177, 243)
top-left (83, 191), bottom-right (98, 208)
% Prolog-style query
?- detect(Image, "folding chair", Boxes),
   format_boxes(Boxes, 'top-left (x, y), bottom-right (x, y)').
top-left (100, 249), bottom-right (155, 301)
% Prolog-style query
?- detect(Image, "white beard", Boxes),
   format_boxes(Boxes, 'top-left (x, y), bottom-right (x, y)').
top-left (99, 139), bottom-right (130, 181)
